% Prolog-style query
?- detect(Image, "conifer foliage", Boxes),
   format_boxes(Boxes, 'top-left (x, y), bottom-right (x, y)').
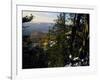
top-left (47, 13), bottom-right (89, 67)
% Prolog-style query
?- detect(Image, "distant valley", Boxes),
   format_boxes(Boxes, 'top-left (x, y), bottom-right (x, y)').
top-left (22, 22), bottom-right (54, 36)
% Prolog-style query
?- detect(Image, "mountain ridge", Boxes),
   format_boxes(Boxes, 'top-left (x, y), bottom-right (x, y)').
top-left (22, 22), bottom-right (54, 36)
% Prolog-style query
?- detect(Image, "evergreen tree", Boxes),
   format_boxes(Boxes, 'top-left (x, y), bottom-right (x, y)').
top-left (47, 13), bottom-right (89, 67)
top-left (47, 13), bottom-right (68, 67)
top-left (22, 14), bottom-right (34, 23)
top-left (68, 13), bottom-right (89, 66)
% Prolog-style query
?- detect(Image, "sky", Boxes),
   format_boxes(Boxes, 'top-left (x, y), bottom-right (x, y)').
top-left (22, 11), bottom-right (60, 23)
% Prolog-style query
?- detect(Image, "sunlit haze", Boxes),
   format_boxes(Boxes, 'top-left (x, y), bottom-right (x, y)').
top-left (22, 11), bottom-right (59, 23)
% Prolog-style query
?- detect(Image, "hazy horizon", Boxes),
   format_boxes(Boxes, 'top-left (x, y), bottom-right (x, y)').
top-left (22, 11), bottom-right (59, 23)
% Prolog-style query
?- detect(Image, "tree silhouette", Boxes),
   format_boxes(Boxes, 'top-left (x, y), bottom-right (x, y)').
top-left (67, 13), bottom-right (89, 66)
top-left (47, 13), bottom-right (89, 67)
top-left (47, 13), bottom-right (67, 67)
top-left (22, 14), bottom-right (34, 23)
